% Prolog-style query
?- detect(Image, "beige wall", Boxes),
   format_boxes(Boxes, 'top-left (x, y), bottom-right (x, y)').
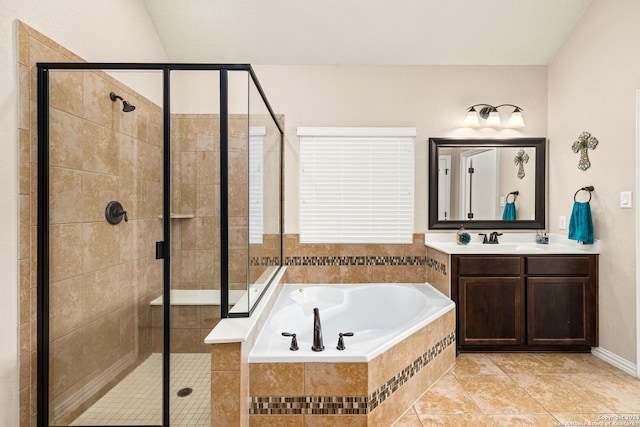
top-left (253, 64), bottom-right (548, 234)
top-left (548, 0), bottom-right (640, 364)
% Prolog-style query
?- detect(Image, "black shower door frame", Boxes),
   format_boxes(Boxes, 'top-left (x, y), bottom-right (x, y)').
top-left (36, 62), bottom-right (283, 427)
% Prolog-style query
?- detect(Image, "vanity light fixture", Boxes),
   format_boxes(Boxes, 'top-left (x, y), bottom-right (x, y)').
top-left (464, 103), bottom-right (525, 129)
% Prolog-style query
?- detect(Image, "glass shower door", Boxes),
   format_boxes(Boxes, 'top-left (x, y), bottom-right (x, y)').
top-left (166, 70), bottom-right (222, 426)
top-left (43, 67), bottom-right (165, 426)
top-left (38, 62), bottom-right (281, 427)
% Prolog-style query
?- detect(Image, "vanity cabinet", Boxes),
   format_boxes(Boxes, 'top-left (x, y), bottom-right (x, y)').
top-left (452, 254), bottom-right (598, 352)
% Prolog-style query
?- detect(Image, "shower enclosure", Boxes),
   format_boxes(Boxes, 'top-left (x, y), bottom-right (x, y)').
top-left (36, 63), bottom-right (283, 426)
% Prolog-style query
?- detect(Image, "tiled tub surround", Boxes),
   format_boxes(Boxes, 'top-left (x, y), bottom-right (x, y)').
top-left (284, 234), bottom-right (448, 295)
top-left (207, 268), bottom-right (288, 426)
top-left (249, 312), bottom-right (455, 426)
top-left (245, 283), bottom-right (455, 426)
top-left (205, 235), bottom-right (456, 426)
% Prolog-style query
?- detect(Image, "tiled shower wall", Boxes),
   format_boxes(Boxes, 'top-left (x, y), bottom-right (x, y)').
top-left (168, 112), bottom-right (283, 294)
top-left (157, 114), bottom-right (247, 354)
top-left (18, 22), bottom-right (164, 425)
top-left (47, 65), bottom-right (164, 424)
top-left (170, 114), bottom-right (220, 292)
top-left (168, 114), bottom-right (251, 293)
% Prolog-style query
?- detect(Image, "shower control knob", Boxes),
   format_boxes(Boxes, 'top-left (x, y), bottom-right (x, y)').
top-left (105, 201), bottom-right (128, 225)
top-left (281, 332), bottom-right (299, 351)
top-left (336, 332), bottom-right (354, 351)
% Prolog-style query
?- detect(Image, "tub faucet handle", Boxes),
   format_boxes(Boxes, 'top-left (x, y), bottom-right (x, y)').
top-left (336, 332), bottom-right (354, 351)
top-left (281, 332), bottom-right (299, 351)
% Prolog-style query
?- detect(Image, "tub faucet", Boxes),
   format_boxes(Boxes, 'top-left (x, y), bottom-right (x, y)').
top-left (311, 307), bottom-right (325, 352)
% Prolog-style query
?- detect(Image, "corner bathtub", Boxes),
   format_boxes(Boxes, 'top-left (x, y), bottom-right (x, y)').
top-left (249, 283), bottom-right (454, 363)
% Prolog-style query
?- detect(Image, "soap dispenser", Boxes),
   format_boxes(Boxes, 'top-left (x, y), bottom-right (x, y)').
top-left (456, 225), bottom-right (471, 245)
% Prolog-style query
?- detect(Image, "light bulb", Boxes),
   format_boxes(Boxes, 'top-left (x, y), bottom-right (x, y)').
top-left (507, 109), bottom-right (525, 128)
top-left (485, 110), bottom-right (501, 128)
top-left (464, 109), bottom-right (480, 127)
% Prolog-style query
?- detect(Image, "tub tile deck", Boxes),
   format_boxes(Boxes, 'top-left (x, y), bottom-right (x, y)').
top-left (393, 353), bottom-right (640, 426)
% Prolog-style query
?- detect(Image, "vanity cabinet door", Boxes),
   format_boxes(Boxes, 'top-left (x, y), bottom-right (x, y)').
top-left (527, 276), bottom-right (595, 346)
top-left (458, 276), bottom-right (525, 346)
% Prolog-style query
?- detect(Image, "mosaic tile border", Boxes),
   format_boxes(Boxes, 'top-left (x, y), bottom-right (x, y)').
top-left (426, 257), bottom-right (448, 275)
top-left (284, 255), bottom-right (447, 274)
top-left (249, 330), bottom-right (455, 416)
top-left (250, 396), bottom-right (368, 415)
top-left (369, 330), bottom-right (456, 411)
top-left (250, 256), bottom-right (281, 267)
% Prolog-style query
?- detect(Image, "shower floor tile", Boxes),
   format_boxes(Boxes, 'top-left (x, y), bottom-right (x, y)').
top-left (71, 353), bottom-right (210, 426)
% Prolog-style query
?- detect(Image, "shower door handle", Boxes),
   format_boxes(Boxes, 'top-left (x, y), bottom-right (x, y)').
top-left (155, 241), bottom-right (165, 260)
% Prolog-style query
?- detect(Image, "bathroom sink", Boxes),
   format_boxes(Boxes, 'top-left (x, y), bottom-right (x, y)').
top-left (429, 242), bottom-right (546, 254)
top-left (425, 233), bottom-right (600, 255)
top-left (449, 243), bottom-right (519, 252)
top-left (514, 244), bottom-right (544, 251)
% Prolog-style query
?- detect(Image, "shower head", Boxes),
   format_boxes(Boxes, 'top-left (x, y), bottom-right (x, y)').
top-left (121, 100), bottom-right (136, 112)
top-left (109, 92), bottom-right (136, 112)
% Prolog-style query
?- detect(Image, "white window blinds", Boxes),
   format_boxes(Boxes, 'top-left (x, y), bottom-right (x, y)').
top-left (298, 127), bottom-right (415, 244)
top-left (249, 127), bottom-right (264, 244)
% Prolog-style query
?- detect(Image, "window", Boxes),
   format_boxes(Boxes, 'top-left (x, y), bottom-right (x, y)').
top-left (249, 127), bottom-right (264, 244)
top-left (298, 127), bottom-right (415, 244)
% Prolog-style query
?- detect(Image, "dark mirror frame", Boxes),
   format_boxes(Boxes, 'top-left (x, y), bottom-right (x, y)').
top-left (428, 137), bottom-right (546, 230)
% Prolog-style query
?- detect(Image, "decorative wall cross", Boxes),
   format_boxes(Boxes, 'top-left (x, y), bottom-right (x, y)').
top-left (513, 148), bottom-right (529, 179)
top-left (571, 131), bottom-right (599, 171)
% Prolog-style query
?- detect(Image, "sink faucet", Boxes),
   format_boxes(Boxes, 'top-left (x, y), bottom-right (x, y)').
top-left (489, 231), bottom-right (503, 244)
top-left (311, 307), bottom-right (325, 352)
top-left (479, 232), bottom-right (503, 244)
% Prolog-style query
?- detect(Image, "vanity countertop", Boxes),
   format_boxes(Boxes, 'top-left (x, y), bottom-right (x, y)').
top-left (425, 233), bottom-right (600, 255)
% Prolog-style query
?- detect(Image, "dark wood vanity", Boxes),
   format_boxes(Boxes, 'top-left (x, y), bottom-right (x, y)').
top-left (451, 254), bottom-right (598, 352)
top-left (426, 137), bottom-right (598, 353)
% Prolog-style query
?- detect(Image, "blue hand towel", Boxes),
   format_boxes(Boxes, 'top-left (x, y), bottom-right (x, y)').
top-left (568, 201), bottom-right (594, 244)
top-left (502, 202), bottom-right (516, 220)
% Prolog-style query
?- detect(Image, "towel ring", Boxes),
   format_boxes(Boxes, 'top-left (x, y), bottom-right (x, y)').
top-left (506, 191), bottom-right (519, 203)
top-left (574, 186), bottom-right (594, 202)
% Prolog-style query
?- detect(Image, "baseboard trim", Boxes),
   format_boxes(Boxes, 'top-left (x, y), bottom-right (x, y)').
top-left (592, 347), bottom-right (637, 378)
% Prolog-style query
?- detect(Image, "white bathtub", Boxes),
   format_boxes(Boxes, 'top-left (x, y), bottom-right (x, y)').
top-left (249, 283), bottom-right (454, 363)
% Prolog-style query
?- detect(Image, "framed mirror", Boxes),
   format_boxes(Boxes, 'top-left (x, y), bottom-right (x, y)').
top-left (428, 137), bottom-right (546, 230)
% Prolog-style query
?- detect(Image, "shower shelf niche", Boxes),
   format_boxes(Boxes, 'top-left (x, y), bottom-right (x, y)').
top-left (157, 213), bottom-right (195, 220)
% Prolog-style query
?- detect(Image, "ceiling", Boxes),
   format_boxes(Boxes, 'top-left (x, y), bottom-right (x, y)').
top-left (144, 0), bottom-right (593, 65)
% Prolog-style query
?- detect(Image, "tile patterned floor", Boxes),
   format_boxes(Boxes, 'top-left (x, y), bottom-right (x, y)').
top-left (393, 353), bottom-right (640, 426)
top-left (71, 353), bottom-right (210, 426)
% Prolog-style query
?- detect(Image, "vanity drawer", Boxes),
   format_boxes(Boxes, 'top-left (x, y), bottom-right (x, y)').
top-left (456, 256), bottom-right (521, 276)
top-left (526, 256), bottom-right (591, 276)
